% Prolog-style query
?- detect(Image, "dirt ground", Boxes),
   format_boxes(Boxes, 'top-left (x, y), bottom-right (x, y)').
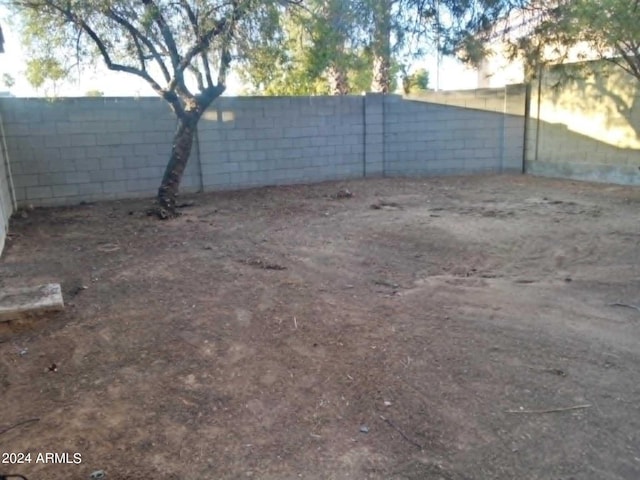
top-left (0, 174), bottom-right (639, 480)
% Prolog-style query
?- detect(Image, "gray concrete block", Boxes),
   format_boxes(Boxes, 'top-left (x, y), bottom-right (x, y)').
top-left (228, 150), bottom-right (250, 162)
top-left (89, 170), bottom-right (115, 182)
top-left (73, 158), bottom-right (101, 172)
top-left (127, 178), bottom-right (158, 192)
top-left (136, 166), bottom-right (165, 179)
top-left (0, 283), bottom-right (64, 322)
top-left (12, 187), bottom-right (27, 203)
top-left (44, 135), bottom-right (71, 148)
top-left (26, 185), bottom-right (54, 200)
top-left (71, 134), bottom-right (97, 147)
top-left (133, 144), bottom-right (157, 156)
top-left (13, 174), bottom-right (39, 188)
top-left (65, 171), bottom-right (91, 184)
top-left (99, 157), bottom-right (125, 170)
top-left (52, 184), bottom-right (80, 197)
top-left (74, 183), bottom-right (99, 196)
top-left (142, 131), bottom-right (170, 144)
top-left (226, 129), bottom-right (249, 141)
top-left (39, 172), bottom-right (67, 185)
top-left (5, 123), bottom-right (31, 136)
top-left (102, 181), bottom-right (128, 194)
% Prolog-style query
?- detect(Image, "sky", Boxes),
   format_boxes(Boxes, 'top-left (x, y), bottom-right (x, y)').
top-left (0, 9), bottom-right (479, 98)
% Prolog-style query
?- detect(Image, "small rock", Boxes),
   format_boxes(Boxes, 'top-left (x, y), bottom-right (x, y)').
top-left (203, 244), bottom-right (214, 250)
top-left (90, 470), bottom-right (106, 480)
top-left (336, 189), bottom-right (353, 199)
top-left (359, 425), bottom-right (369, 434)
top-left (383, 400), bottom-right (392, 407)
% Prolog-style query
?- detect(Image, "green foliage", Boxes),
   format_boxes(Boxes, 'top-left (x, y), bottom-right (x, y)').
top-left (533, 0), bottom-right (640, 82)
top-left (24, 57), bottom-right (66, 91)
top-left (239, 0), bottom-right (367, 95)
top-left (85, 89), bottom-right (104, 97)
top-left (240, 0), bottom-right (417, 95)
top-left (1, 73), bottom-right (14, 88)
top-left (240, 0), bottom-right (530, 95)
top-left (6, 0), bottom-right (296, 108)
top-left (402, 67), bottom-right (429, 93)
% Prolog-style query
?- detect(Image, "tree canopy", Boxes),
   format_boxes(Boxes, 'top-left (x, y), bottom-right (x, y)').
top-left (531, 0), bottom-right (640, 82)
top-left (461, 0), bottom-right (640, 84)
top-left (401, 67), bottom-right (428, 93)
top-left (239, 0), bottom-right (532, 95)
top-left (239, 0), bottom-right (373, 95)
top-left (8, 0), bottom-right (300, 110)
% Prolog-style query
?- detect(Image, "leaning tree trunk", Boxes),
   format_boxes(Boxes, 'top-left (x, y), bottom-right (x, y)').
top-left (157, 112), bottom-right (199, 217)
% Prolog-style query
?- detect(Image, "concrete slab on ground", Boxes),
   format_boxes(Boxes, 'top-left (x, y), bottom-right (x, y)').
top-left (0, 283), bottom-right (64, 321)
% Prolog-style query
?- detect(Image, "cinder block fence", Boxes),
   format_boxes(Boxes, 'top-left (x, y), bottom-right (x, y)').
top-left (0, 93), bottom-right (524, 208)
top-left (0, 123), bottom-right (12, 255)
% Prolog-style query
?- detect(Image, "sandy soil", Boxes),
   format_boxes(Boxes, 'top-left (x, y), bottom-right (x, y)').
top-left (1, 174), bottom-right (639, 480)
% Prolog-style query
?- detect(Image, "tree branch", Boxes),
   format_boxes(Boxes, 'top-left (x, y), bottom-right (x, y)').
top-left (217, 43), bottom-right (232, 86)
top-left (188, 64), bottom-right (205, 91)
top-left (613, 42), bottom-right (640, 80)
top-left (179, 0), bottom-right (213, 89)
top-left (170, 18), bottom-right (228, 89)
top-left (180, 0), bottom-right (199, 36)
top-left (106, 8), bottom-right (172, 83)
top-left (142, 0), bottom-right (181, 71)
top-left (201, 52), bottom-right (214, 89)
top-left (131, 29), bottom-right (146, 71)
top-left (142, 0), bottom-right (197, 100)
top-left (48, 3), bottom-right (184, 114)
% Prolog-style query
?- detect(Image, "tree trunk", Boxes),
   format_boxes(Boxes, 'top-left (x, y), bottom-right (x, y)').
top-left (327, 63), bottom-right (350, 95)
top-left (157, 112), bottom-right (198, 217)
top-left (321, 0), bottom-right (350, 95)
top-left (371, 54), bottom-right (390, 93)
top-left (371, 0), bottom-right (391, 93)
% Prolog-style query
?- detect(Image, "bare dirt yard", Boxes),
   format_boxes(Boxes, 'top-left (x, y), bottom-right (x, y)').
top-left (1, 174), bottom-right (639, 480)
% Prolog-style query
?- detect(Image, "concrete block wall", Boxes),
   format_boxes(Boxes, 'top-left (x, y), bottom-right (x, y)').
top-left (1, 97), bottom-right (201, 206)
top-left (0, 93), bottom-right (526, 208)
top-left (526, 63), bottom-right (640, 185)
top-left (364, 94), bottom-right (384, 177)
top-left (410, 84), bottom-right (527, 116)
top-left (0, 114), bottom-right (12, 256)
top-left (383, 95), bottom-right (524, 175)
top-left (197, 96), bottom-right (365, 189)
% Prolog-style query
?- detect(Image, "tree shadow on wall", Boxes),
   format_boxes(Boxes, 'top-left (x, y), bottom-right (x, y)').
top-left (545, 61), bottom-right (640, 141)
top-left (530, 116), bottom-right (640, 170)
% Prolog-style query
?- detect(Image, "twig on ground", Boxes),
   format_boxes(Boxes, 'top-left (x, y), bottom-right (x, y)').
top-left (526, 365), bottom-right (567, 377)
top-left (608, 303), bottom-right (640, 313)
top-left (505, 404), bottom-right (591, 414)
top-left (0, 418), bottom-right (40, 436)
top-left (374, 279), bottom-right (400, 289)
top-left (243, 258), bottom-right (287, 270)
top-left (293, 316), bottom-right (298, 329)
top-left (379, 415), bottom-right (423, 449)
